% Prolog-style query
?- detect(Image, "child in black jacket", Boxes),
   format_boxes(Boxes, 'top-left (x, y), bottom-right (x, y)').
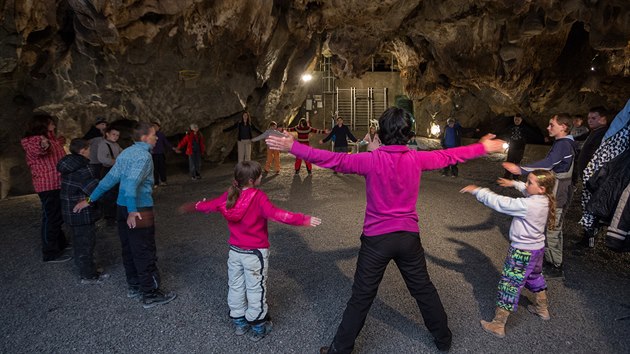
top-left (57, 138), bottom-right (108, 284)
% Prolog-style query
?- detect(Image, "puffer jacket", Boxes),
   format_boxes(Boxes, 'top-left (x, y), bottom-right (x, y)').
top-left (586, 149), bottom-right (630, 222)
top-left (57, 154), bottom-right (102, 226)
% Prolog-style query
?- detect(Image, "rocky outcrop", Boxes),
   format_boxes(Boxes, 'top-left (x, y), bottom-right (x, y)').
top-left (0, 0), bottom-right (629, 196)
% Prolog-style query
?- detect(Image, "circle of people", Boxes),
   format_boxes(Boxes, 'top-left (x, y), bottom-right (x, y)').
top-left (20, 100), bottom-right (630, 350)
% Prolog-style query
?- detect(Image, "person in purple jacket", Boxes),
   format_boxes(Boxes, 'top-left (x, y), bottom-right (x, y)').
top-left (151, 121), bottom-right (177, 187)
top-left (266, 107), bottom-right (505, 354)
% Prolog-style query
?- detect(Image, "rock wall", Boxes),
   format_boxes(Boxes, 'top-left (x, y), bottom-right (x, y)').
top-left (1, 0), bottom-right (629, 196)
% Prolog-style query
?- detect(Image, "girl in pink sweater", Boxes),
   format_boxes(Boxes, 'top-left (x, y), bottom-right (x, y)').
top-left (183, 161), bottom-right (320, 342)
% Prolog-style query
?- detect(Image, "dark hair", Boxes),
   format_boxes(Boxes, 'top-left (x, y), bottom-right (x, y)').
top-left (105, 126), bottom-right (119, 134)
top-left (24, 114), bottom-right (54, 137)
top-left (226, 161), bottom-right (262, 209)
top-left (514, 113), bottom-right (522, 118)
top-left (378, 107), bottom-right (414, 145)
top-left (299, 118), bottom-right (307, 127)
top-left (69, 138), bottom-right (89, 155)
top-left (589, 106), bottom-right (608, 117)
top-left (132, 122), bottom-right (153, 141)
top-left (553, 113), bottom-right (572, 133)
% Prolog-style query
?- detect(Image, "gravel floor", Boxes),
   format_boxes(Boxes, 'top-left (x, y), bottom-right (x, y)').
top-left (1, 152), bottom-right (629, 354)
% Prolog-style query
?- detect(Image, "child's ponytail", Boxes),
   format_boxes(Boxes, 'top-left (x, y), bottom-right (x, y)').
top-left (531, 170), bottom-right (557, 230)
top-left (226, 161), bottom-right (263, 209)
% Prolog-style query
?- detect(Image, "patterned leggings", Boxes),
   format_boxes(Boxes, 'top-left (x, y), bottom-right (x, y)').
top-left (496, 246), bottom-right (547, 312)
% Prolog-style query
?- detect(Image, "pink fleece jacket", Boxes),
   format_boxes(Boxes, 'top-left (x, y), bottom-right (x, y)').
top-left (195, 188), bottom-right (310, 249)
top-left (291, 142), bottom-right (487, 236)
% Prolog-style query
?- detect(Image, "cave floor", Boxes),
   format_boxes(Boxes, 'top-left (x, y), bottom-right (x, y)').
top-left (1, 153), bottom-right (629, 353)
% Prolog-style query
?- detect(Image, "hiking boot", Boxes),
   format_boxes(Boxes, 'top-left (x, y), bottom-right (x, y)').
top-left (80, 272), bottom-right (110, 285)
top-left (527, 290), bottom-right (550, 320)
top-left (480, 307), bottom-right (510, 338)
top-left (127, 286), bottom-right (142, 300)
top-left (248, 321), bottom-right (272, 342)
top-left (142, 289), bottom-right (177, 309)
top-left (543, 263), bottom-right (564, 280)
top-left (231, 317), bottom-right (250, 336)
top-left (44, 254), bottom-right (72, 263)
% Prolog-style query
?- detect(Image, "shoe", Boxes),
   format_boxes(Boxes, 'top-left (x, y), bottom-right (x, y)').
top-left (320, 347), bottom-right (329, 354)
top-left (307, 170), bottom-right (312, 175)
top-left (80, 272), bottom-right (110, 285)
top-left (231, 317), bottom-right (250, 336)
top-left (248, 321), bottom-right (272, 342)
top-left (295, 170), bottom-right (300, 175)
top-left (142, 289), bottom-right (177, 309)
top-left (333, 171), bottom-right (337, 175)
top-left (543, 264), bottom-right (564, 280)
top-left (191, 177), bottom-right (196, 180)
top-left (451, 175), bottom-right (458, 178)
top-left (44, 254), bottom-right (72, 263)
top-left (127, 286), bottom-right (142, 300)
top-left (153, 184), bottom-right (159, 189)
top-left (160, 182), bottom-right (168, 186)
top-left (195, 175), bottom-right (202, 179)
top-left (480, 307), bottom-right (510, 338)
top-left (527, 290), bottom-right (551, 320)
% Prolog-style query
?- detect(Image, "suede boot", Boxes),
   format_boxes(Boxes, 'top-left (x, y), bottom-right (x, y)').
top-left (480, 307), bottom-right (510, 338)
top-left (527, 290), bottom-right (550, 320)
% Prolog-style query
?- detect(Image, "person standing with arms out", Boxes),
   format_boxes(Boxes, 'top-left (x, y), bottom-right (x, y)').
top-left (74, 122), bottom-right (177, 308)
top-left (320, 117), bottom-right (358, 153)
top-left (287, 118), bottom-right (329, 174)
top-left (460, 170), bottom-right (557, 338)
top-left (223, 111), bottom-right (263, 162)
top-left (362, 125), bottom-right (381, 152)
top-left (176, 123), bottom-right (205, 180)
top-left (266, 107), bottom-right (506, 353)
top-left (97, 126), bottom-right (123, 225)
top-left (252, 121), bottom-right (283, 175)
top-left (58, 138), bottom-right (109, 283)
top-left (503, 113), bottom-right (577, 279)
top-left (180, 161), bottom-right (321, 342)
top-left (151, 121), bottom-right (176, 187)
top-left (21, 114), bottom-right (70, 263)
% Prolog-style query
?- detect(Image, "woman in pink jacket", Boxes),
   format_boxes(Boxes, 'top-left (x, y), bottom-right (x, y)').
top-left (266, 107), bottom-right (505, 354)
top-left (182, 161), bottom-right (321, 342)
top-left (21, 114), bottom-right (70, 263)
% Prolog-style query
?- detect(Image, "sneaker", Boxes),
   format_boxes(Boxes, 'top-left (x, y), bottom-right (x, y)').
top-left (248, 321), bottom-right (272, 342)
top-left (232, 317), bottom-right (250, 336)
top-left (307, 170), bottom-right (312, 175)
top-left (191, 176), bottom-right (196, 180)
top-left (295, 170), bottom-right (300, 175)
top-left (80, 272), bottom-right (110, 285)
top-left (142, 289), bottom-right (177, 309)
top-left (127, 286), bottom-right (142, 300)
top-left (543, 264), bottom-right (564, 280)
top-left (160, 182), bottom-right (168, 186)
top-left (153, 184), bottom-right (159, 189)
top-left (44, 254), bottom-right (72, 263)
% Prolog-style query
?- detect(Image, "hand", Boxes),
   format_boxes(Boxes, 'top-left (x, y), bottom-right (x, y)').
top-left (502, 162), bottom-right (521, 175)
top-left (479, 134), bottom-right (505, 153)
top-left (308, 216), bottom-right (322, 227)
top-left (497, 178), bottom-right (514, 187)
top-left (175, 148), bottom-right (181, 154)
top-left (178, 202), bottom-right (198, 214)
top-left (324, 129), bottom-right (331, 134)
top-left (57, 136), bottom-right (66, 145)
top-left (318, 139), bottom-right (324, 145)
top-left (127, 212), bottom-right (141, 228)
top-left (459, 185), bottom-right (478, 194)
top-left (40, 136), bottom-right (50, 149)
top-left (73, 200), bottom-right (90, 213)
top-left (265, 132), bottom-right (295, 152)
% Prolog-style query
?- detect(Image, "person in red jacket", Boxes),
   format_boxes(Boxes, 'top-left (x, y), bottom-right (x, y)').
top-left (176, 123), bottom-right (206, 179)
top-left (21, 114), bottom-right (70, 263)
top-left (286, 118), bottom-right (329, 174)
top-left (180, 161), bottom-right (321, 342)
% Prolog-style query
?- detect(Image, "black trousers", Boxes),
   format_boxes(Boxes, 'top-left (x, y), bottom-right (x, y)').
top-left (72, 224), bottom-right (97, 278)
top-left (37, 189), bottom-right (67, 261)
top-left (442, 164), bottom-right (458, 177)
top-left (117, 206), bottom-right (161, 293)
top-left (152, 154), bottom-right (167, 184)
top-left (328, 232), bottom-right (452, 353)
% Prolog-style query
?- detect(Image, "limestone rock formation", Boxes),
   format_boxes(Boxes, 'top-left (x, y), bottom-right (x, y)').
top-left (1, 0), bottom-right (629, 196)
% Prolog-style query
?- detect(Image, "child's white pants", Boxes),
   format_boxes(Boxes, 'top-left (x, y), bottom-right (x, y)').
top-left (227, 246), bottom-right (269, 323)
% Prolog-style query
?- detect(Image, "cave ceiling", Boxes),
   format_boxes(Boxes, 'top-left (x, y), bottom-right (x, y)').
top-left (0, 0), bottom-right (629, 193)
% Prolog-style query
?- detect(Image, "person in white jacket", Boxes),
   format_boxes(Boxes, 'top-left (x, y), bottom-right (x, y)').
top-left (460, 170), bottom-right (557, 338)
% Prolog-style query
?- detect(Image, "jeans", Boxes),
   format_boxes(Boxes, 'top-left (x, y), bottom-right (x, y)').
top-left (327, 232), bottom-right (451, 353)
top-left (72, 224), bottom-right (97, 278)
top-left (117, 206), bottom-right (160, 293)
top-left (188, 153), bottom-right (201, 177)
top-left (37, 189), bottom-right (68, 261)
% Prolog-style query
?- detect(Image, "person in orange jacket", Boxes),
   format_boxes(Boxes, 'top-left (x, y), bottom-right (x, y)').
top-left (176, 123), bottom-right (206, 179)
